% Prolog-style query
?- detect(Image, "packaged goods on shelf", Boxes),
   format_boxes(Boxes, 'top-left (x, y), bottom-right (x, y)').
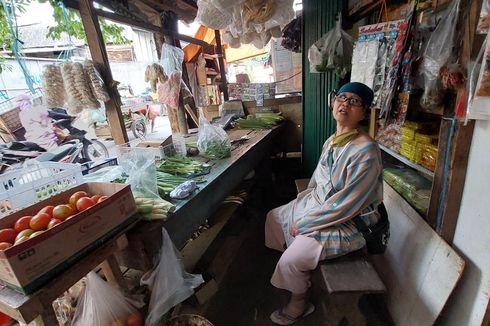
top-left (420, 143), bottom-right (438, 171)
top-left (376, 121), bottom-right (402, 152)
top-left (401, 126), bottom-right (416, 139)
top-left (407, 189), bottom-right (431, 214)
top-left (415, 132), bottom-right (438, 144)
top-left (383, 168), bottom-right (431, 215)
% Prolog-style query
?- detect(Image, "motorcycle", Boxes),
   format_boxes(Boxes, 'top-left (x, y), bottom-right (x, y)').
top-left (48, 108), bottom-right (109, 162)
top-left (0, 140), bottom-right (82, 174)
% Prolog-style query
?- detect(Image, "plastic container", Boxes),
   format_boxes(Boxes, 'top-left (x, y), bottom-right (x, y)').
top-left (172, 133), bottom-right (187, 156)
top-left (0, 162), bottom-right (83, 218)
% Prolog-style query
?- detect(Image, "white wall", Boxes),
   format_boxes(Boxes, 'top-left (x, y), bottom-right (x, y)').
top-left (440, 120), bottom-right (490, 325)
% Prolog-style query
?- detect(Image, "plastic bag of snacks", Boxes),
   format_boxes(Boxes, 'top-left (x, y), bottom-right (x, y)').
top-left (421, 0), bottom-right (464, 110)
top-left (71, 272), bottom-right (143, 326)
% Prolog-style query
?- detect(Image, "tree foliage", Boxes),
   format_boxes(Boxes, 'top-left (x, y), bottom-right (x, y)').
top-left (0, 0), bottom-right (130, 72)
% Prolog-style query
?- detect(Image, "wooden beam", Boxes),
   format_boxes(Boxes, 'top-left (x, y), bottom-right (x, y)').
top-left (426, 0), bottom-right (478, 243)
top-left (214, 30), bottom-right (229, 101)
top-left (64, 0), bottom-right (212, 50)
top-left (77, 0), bottom-right (129, 145)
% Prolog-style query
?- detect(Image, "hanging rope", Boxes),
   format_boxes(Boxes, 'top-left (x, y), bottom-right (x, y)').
top-left (1, 0), bottom-right (37, 94)
top-left (56, 0), bottom-right (74, 60)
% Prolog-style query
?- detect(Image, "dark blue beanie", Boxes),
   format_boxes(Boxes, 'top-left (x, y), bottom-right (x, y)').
top-left (337, 82), bottom-right (374, 108)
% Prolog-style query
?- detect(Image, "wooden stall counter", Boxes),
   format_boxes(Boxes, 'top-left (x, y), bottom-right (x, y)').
top-left (116, 126), bottom-right (282, 271)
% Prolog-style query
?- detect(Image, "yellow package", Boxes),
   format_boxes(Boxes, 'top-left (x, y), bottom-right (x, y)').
top-left (404, 120), bottom-right (424, 130)
top-left (420, 144), bottom-right (438, 171)
top-left (415, 133), bottom-right (438, 144)
top-left (401, 127), bottom-right (415, 139)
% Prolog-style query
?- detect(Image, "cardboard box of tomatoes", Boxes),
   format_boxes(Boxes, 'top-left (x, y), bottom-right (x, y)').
top-left (0, 182), bottom-right (138, 294)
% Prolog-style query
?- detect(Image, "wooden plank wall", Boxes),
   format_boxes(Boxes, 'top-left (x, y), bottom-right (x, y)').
top-left (374, 183), bottom-right (465, 325)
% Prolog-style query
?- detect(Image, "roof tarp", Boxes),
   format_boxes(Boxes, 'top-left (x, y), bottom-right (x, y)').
top-left (183, 26), bottom-right (267, 63)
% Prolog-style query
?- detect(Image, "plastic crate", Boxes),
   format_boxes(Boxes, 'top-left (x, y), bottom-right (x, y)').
top-left (0, 162), bottom-right (83, 217)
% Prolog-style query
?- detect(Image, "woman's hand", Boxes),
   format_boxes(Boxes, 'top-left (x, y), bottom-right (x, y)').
top-left (289, 222), bottom-right (299, 237)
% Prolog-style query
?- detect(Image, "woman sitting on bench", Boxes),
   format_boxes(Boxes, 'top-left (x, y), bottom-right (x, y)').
top-left (266, 82), bottom-right (383, 325)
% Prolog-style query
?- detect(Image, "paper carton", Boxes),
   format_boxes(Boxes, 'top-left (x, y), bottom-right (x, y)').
top-left (0, 182), bottom-right (138, 294)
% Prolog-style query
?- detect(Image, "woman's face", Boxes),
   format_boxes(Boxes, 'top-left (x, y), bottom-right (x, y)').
top-left (332, 91), bottom-right (366, 128)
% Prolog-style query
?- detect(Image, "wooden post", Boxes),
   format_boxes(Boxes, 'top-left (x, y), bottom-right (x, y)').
top-left (77, 0), bottom-right (128, 145)
top-left (426, 0), bottom-right (479, 243)
top-left (214, 29), bottom-right (229, 101)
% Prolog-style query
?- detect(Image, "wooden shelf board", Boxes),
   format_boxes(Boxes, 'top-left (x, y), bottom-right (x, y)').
top-left (379, 144), bottom-right (435, 179)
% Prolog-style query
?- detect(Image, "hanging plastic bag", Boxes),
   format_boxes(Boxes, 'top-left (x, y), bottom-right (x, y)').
top-left (308, 17), bottom-right (353, 77)
top-left (119, 148), bottom-right (175, 220)
top-left (159, 44), bottom-right (193, 102)
top-left (71, 272), bottom-right (143, 326)
top-left (141, 228), bottom-right (204, 325)
top-left (196, 0), bottom-right (233, 30)
top-left (158, 72), bottom-right (182, 108)
top-left (197, 110), bottom-right (231, 159)
top-left (420, 0), bottom-right (464, 110)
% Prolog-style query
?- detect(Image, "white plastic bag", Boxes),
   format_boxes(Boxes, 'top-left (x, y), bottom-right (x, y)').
top-left (196, 0), bottom-right (233, 30)
top-left (197, 111), bottom-right (231, 159)
top-left (71, 272), bottom-right (143, 326)
top-left (141, 228), bottom-right (204, 325)
top-left (119, 148), bottom-right (175, 220)
top-left (308, 17), bottom-right (353, 77)
top-left (421, 0), bottom-right (464, 110)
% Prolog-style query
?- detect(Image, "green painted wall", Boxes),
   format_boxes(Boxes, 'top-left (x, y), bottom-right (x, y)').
top-left (302, 0), bottom-right (346, 174)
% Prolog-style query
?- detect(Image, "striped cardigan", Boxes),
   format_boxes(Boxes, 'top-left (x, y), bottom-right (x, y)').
top-left (290, 134), bottom-right (383, 257)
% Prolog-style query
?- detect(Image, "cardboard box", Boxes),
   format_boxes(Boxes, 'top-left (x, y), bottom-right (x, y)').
top-left (0, 182), bottom-right (138, 294)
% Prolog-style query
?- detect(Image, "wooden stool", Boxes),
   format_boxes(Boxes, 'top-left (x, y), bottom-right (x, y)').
top-left (313, 251), bottom-right (386, 325)
top-left (0, 234), bottom-right (130, 325)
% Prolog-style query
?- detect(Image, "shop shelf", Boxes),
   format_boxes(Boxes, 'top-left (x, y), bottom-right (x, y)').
top-left (379, 144), bottom-right (434, 180)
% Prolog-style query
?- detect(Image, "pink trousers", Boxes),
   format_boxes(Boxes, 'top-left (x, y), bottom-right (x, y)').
top-left (265, 211), bottom-right (324, 294)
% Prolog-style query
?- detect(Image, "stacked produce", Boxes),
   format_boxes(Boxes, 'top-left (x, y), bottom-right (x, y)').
top-left (0, 190), bottom-right (107, 250)
top-left (236, 112), bottom-right (284, 129)
top-left (133, 192), bottom-right (175, 220)
top-left (156, 171), bottom-right (191, 197)
top-left (157, 156), bottom-right (208, 176)
top-left (42, 64), bottom-right (65, 108)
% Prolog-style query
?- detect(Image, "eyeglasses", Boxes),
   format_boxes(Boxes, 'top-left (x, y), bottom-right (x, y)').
top-left (335, 94), bottom-right (364, 107)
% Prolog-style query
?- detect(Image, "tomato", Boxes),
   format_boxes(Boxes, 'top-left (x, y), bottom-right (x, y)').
top-left (98, 196), bottom-right (109, 203)
top-left (0, 228), bottom-right (17, 244)
top-left (47, 219), bottom-right (62, 229)
top-left (0, 311), bottom-right (11, 325)
top-left (15, 229), bottom-right (34, 242)
top-left (126, 312), bottom-right (143, 326)
top-left (76, 197), bottom-right (95, 212)
top-left (69, 191), bottom-right (89, 207)
top-left (29, 231), bottom-right (44, 239)
top-left (0, 242), bottom-right (12, 250)
top-left (14, 235), bottom-right (30, 245)
top-left (14, 216), bottom-right (32, 233)
top-left (29, 213), bottom-right (51, 231)
top-left (91, 195), bottom-right (102, 203)
top-left (53, 205), bottom-right (73, 221)
top-left (38, 205), bottom-right (54, 218)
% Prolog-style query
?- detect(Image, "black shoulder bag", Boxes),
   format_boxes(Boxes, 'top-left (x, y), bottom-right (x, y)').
top-left (327, 147), bottom-right (390, 255)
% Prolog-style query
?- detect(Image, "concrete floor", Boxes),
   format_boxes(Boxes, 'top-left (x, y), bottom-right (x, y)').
top-left (174, 159), bottom-right (393, 326)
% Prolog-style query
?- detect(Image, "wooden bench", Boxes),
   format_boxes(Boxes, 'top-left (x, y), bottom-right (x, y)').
top-left (294, 179), bottom-right (387, 324)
